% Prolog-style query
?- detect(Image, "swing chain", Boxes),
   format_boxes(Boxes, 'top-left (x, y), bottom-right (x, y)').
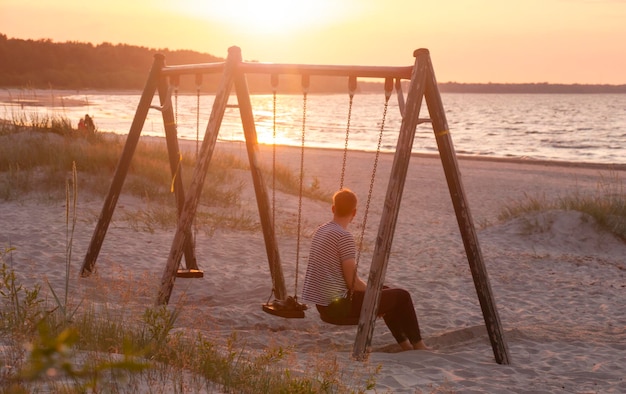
top-left (268, 74), bottom-right (280, 301)
top-left (271, 74), bottom-right (279, 236)
top-left (294, 77), bottom-right (308, 301)
top-left (172, 76), bottom-right (179, 126)
top-left (340, 76), bottom-right (357, 190)
top-left (195, 73), bottom-right (203, 161)
top-left (351, 78), bottom-right (392, 295)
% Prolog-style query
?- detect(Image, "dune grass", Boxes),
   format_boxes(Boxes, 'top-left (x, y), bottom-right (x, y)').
top-left (0, 256), bottom-right (381, 393)
top-left (0, 117), bottom-right (382, 393)
top-left (498, 171), bottom-right (626, 240)
top-left (0, 116), bottom-right (329, 234)
top-left (0, 176), bottom-right (376, 392)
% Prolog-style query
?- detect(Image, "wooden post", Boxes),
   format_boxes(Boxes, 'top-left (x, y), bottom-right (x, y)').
top-left (395, 78), bottom-right (406, 117)
top-left (157, 75), bottom-right (199, 271)
top-left (80, 54), bottom-right (164, 276)
top-left (233, 61), bottom-right (287, 300)
top-left (353, 50), bottom-right (429, 360)
top-left (156, 47), bottom-right (238, 305)
top-left (420, 49), bottom-right (511, 364)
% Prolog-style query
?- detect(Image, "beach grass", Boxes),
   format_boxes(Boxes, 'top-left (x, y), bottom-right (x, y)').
top-left (0, 252), bottom-right (382, 393)
top-left (498, 170), bottom-right (626, 240)
top-left (0, 119), bottom-right (382, 393)
top-left (0, 117), bottom-right (328, 232)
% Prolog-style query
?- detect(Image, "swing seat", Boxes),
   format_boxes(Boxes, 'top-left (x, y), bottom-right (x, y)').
top-left (176, 269), bottom-right (204, 278)
top-left (262, 296), bottom-right (307, 319)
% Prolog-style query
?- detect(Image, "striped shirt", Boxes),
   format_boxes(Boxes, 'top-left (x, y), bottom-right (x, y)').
top-left (302, 221), bottom-right (355, 306)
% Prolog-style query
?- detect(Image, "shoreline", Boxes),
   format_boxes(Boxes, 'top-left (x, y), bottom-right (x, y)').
top-left (162, 135), bottom-right (626, 172)
top-left (2, 88), bottom-right (625, 167)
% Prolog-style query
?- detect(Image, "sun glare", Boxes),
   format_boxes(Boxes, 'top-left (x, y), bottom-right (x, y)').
top-left (180, 0), bottom-right (348, 35)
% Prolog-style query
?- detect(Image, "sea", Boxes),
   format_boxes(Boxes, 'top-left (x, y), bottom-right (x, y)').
top-left (2, 90), bottom-right (626, 165)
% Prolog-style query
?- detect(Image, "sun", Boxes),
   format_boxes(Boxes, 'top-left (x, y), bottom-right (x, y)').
top-left (179, 0), bottom-right (349, 35)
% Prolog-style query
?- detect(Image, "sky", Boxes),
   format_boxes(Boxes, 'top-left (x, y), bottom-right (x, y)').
top-left (1, 0), bottom-right (625, 84)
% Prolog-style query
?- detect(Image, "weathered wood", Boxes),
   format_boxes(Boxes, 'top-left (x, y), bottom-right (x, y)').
top-left (420, 48), bottom-right (510, 365)
top-left (80, 55), bottom-right (164, 277)
top-left (157, 75), bottom-right (199, 271)
top-left (233, 60), bottom-right (287, 300)
top-left (352, 50), bottom-right (429, 360)
top-left (162, 62), bottom-right (412, 80)
top-left (156, 47), bottom-right (238, 305)
top-left (395, 78), bottom-right (406, 117)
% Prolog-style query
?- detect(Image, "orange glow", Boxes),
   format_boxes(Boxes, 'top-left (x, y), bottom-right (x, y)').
top-left (175, 0), bottom-right (352, 36)
top-left (1, 0), bottom-right (625, 84)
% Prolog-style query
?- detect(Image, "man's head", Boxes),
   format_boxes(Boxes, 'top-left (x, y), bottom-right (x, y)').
top-left (332, 188), bottom-right (357, 218)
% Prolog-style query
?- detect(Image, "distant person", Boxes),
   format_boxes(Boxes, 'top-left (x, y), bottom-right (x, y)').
top-left (302, 188), bottom-right (429, 351)
top-left (78, 117), bottom-right (86, 131)
top-left (84, 114), bottom-right (95, 134)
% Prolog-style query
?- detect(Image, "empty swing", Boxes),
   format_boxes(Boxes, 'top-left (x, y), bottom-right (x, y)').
top-left (262, 74), bottom-right (310, 318)
top-left (172, 74), bottom-right (204, 279)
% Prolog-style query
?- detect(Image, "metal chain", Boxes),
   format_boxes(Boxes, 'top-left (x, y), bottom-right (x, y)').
top-left (340, 77), bottom-right (357, 190)
top-left (268, 75), bottom-right (279, 300)
top-left (272, 89), bottom-right (277, 237)
top-left (340, 93), bottom-right (354, 190)
top-left (294, 89), bottom-right (307, 300)
top-left (193, 81), bottom-right (202, 250)
top-left (171, 78), bottom-right (182, 269)
top-left (196, 87), bottom-right (200, 161)
top-left (174, 86), bottom-right (179, 127)
top-left (351, 94), bottom-right (390, 295)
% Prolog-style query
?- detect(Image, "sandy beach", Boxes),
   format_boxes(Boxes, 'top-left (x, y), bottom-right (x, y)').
top-left (1, 137), bottom-right (625, 393)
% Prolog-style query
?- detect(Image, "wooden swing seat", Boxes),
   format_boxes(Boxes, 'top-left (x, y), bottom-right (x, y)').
top-left (262, 296), bottom-right (307, 319)
top-left (176, 269), bottom-right (204, 278)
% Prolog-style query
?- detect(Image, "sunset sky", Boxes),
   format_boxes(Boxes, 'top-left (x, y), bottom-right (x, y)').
top-left (2, 0), bottom-right (625, 84)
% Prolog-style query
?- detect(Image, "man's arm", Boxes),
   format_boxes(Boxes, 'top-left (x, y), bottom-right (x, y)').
top-left (342, 258), bottom-right (367, 292)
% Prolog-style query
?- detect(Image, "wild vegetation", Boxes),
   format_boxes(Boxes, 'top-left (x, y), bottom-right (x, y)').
top-left (0, 118), bottom-right (376, 393)
top-left (498, 173), bottom-right (626, 240)
top-left (0, 250), bottom-right (380, 393)
top-left (0, 110), bottom-right (330, 224)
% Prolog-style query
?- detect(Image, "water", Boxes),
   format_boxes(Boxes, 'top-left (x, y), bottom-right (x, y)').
top-left (3, 90), bottom-right (626, 165)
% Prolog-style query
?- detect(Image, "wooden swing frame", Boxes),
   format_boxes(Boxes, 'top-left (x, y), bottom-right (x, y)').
top-left (79, 46), bottom-right (510, 364)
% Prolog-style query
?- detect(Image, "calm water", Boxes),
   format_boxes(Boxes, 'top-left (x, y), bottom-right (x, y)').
top-left (3, 90), bottom-right (626, 165)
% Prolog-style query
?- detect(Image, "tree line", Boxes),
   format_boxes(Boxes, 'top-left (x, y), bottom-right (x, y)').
top-left (0, 34), bottom-right (221, 91)
top-left (0, 34), bottom-right (371, 93)
top-left (1, 34), bottom-right (624, 94)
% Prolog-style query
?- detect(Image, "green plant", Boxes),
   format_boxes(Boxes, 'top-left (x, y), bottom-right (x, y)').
top-left (12, 322), bottom-right (149, 393)
top-left (141, 305), bottom-right (181, 354)
top-left (498, 171), bottom-right (626, 240)
top-left (45, 162), bottom-right (83, 323)
top-left (0, 163), bottom-right (32, 200)
top-left (561, 171), bottom-right (626, 239)
top-left (268, 163), bottom-right (331, 203)
top-left (0, 249), bottom-right (44, 333)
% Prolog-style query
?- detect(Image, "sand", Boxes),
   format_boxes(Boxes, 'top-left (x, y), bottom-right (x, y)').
top-left (1, 138), bottom-right (625, 393)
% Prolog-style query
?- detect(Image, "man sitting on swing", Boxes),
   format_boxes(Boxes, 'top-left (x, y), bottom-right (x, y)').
top-left (302, 188), bottom-right (429, 351)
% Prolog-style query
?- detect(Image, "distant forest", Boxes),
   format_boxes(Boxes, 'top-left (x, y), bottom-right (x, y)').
top-left (1, 34), bottom-right (625, 94)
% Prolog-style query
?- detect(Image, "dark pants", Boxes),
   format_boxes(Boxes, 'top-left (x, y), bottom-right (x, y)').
top-left (317, 288), bottom-right (423, 344)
